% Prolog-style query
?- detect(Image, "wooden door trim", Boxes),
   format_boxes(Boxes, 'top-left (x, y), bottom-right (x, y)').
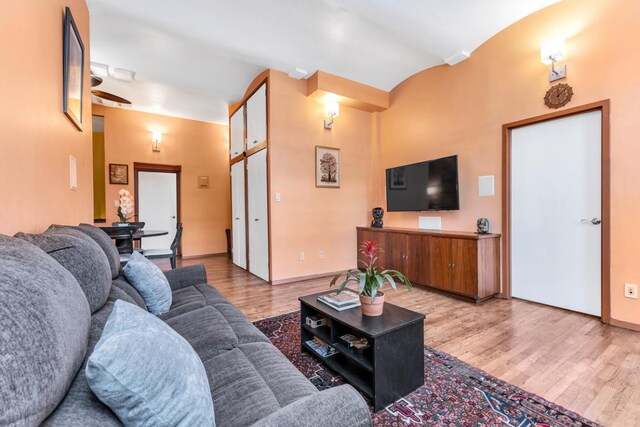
top-left (133, 162), bottom-right (182, 254)
top-left (501, 100), bottom-right (611, 323)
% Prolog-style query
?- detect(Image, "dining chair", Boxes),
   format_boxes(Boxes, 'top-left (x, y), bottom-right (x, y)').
top-left (142, 223), bottom-right (183, 269)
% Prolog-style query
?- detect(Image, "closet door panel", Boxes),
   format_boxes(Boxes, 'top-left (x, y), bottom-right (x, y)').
top-left (231, 162), bottom-right (246, 269)
top-left (230, 106), bottom-right (245, 158)
top-left (247, 149), bottom-right (269, 281)
top-left (246, 84), bottom-right (267, 150)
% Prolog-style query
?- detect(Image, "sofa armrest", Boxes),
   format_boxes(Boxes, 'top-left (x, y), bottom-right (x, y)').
top-left (163, 264), bottom-right (208, 291)
top-left (251, 385), bottom-right (372, 427)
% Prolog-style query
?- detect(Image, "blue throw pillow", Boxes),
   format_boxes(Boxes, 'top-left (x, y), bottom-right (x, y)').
top-left (86, 300), bottom-right (216, 427)
top-left (123, 251), bottom-right (171, 315)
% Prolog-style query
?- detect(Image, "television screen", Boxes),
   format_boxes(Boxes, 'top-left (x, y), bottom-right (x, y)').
top-left (386, 155), bottom-right (459, 212)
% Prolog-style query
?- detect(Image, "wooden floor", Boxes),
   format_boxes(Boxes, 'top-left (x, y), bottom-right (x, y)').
top-left (163, 255), bottom-right (640, 426)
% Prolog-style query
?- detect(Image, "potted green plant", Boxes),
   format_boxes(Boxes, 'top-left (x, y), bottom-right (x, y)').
top-left (330, 240), bottom-right (411, 316)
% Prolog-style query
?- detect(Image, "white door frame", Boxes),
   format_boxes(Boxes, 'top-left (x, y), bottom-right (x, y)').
top-left (134, 162), bottom-right (181, 254)
top-left (502, 100), bottom-right (611, 323)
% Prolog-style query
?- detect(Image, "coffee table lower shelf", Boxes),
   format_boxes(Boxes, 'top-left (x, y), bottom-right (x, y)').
top-left (302, 341), bottom-right (374, 399)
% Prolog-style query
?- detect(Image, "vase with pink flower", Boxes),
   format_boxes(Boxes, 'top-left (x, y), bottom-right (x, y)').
top-left (114, 189), bottom-right (135, 225)
top-left (330, 240), bottom-right (412, 316)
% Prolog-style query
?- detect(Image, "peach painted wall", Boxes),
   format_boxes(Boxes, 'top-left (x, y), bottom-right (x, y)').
top-left (377, 0), bottom-right (640, 325)
top-left (0, 1), bottom-right (93, 234)
top-left (92, 105), bottom-right (230, 257)
top-left (268, 70), bottom-right (373, 281)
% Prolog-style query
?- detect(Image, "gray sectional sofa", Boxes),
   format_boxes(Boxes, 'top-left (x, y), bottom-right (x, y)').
top-left (0, 224), bottom-right (371, 426)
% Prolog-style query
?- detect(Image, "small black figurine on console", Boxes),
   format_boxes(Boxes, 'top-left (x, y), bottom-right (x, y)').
top-left (476, 218), bottom-right (490, 234)
top-left (371, 207), bottom-right (384, 228)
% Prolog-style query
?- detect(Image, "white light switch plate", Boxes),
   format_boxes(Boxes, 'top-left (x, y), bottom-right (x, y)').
top-left (69, 155), bottom-right (77, 190)
top-left (478, 175), bottom-right (495, 197)
top-left (419, 216), bottom-right (441, 230)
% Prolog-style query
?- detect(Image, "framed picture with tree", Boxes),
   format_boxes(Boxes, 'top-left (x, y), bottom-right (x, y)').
top-left (316, 145), bottom-right (340, 188)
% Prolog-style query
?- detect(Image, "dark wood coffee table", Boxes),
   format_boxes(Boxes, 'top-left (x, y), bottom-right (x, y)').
top-left (299, 291), bottom-right (425, 411)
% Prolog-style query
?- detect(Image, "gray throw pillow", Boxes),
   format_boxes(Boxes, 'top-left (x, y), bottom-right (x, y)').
top-left (123, 251), bottom-right (172, 315)
top-left (86, 300), bottom-right (216, 427)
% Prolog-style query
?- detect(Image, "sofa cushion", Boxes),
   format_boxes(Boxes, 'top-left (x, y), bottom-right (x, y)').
top-left (204, 343), bottom-right (317, 427)
top-left (0, 235), bottom-right (91, 426)
top-left (16, 232), bottom-right (111, 313)
top-left (86, 300), bottom-right (215, 427)
top-left (165, 306), bottom-right (238, 361)
top-left (112, 275), bottom-right (147, 309)
top-left (78, 224), bottom-right (122, 279)
top-left (123, 251), bottom-right (172, 315)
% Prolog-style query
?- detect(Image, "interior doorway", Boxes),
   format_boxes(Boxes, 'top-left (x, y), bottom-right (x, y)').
top-left (134, 163), bottom-right (181, 251)
top-left (502, 101), bottom-right (610, 321)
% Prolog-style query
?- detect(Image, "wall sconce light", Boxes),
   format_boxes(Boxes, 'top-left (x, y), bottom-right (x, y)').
top-left (324, 101), bottom-right (340, 130)
top-left (541, 37), bottom-right (566, 82)
top-left (152, 130), bottom-right (162, 152)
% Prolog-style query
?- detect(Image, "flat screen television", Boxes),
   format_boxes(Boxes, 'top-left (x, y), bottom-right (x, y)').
top-left (386, 155), bottom-right (459, 212)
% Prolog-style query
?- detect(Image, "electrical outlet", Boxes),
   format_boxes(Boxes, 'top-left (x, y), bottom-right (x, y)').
top-left (299, 252), bottom-right (305, 261)
top-left (319, 251), bottom-right (324, 259)
top-left (625, 283), bottom-right (638, 299)
top-left (274, 192), bottom-right (281, 202)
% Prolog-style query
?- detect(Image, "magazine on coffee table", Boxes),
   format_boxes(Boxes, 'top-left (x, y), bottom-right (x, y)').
top-left (317, 289), bottom-right (360, 311)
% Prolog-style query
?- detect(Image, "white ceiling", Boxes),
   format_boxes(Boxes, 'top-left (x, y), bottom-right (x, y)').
top-left (87, 0), bottom-right (561, 124)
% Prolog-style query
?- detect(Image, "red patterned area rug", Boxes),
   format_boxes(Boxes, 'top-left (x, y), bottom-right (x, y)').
top-left (253, 311), bottom-right (601, 427)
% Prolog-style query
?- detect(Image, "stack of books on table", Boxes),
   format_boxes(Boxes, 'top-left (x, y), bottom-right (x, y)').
top-left (317, 290), bottom-right (361, 311)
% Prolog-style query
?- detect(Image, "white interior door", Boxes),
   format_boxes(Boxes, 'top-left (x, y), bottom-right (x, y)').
top-left (231, 161), bottom-right (246, 269)
top-left (138, 171), bottom-right (178, 250)
top-left (511, 110), bottom-right (602, 316)
top-left (246, 84), bottom-right (267, 150)
top-left (247, 149), bottom-right (269, 281)
top-left (230, 106), bottom-right (244, 158)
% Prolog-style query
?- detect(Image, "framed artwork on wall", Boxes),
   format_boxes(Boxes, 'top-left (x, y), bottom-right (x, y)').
top-left (316, 145), bottom-right (340, 188)
top-left (109, 164), bottom-right (129, 185)
top-left (63, 7), bottom-right (84, 131)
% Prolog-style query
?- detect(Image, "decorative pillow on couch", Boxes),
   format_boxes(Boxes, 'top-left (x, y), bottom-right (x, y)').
top-left (123, 251), bottom-right (172, 315)
top-left (86, 300), bottom-right (216, 427)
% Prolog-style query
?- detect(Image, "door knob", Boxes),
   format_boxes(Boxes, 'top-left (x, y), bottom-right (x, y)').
top-left (580, 218), bottom-right (601, 225)
top-left (171, 216), bottom-right (176, 219)
top-left (254, 218), bottom-right (259, 221)
top-left (235, 217), bottom-right (240, 220)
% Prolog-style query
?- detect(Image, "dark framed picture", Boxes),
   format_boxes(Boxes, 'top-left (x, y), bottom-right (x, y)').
top-left (109, 164), bottom-right (128, 185)
top-left (316, 145), bottom-right (340, 188)
top-left (63, 7), bottom-right (84, 131)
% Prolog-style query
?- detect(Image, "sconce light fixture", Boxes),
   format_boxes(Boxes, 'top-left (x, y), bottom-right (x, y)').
top-left (151, 130), bottom-right (162, 152)
top-left (541, 37), bottom-right (566, 82)
top-left (323, 101), bottom-right (340, 129)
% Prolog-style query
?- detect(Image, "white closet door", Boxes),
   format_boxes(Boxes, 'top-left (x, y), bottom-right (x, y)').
top-left (511, 110), bottom-right (602, 316)
top-left (230, 106), bottom-right (244, 158)
top-left (231, 162), bottom-right (246, 269)
top-left (246, 84), bottom-right (267, 150)
top-left (247, 149), bottom-right (269, 281)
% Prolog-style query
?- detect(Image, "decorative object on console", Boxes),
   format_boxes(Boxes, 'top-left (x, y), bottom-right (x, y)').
top-left (109, 163), bottom-right (129, 185)
top-left (331, 240), bottom-right (411, 316)
top-left (476, 218), bottom-right (490, 234)
top-left (315, 146), bottom-right (340, 188)
top-left (114, 189), bottom-right (134, 224)
top-left (62, 7), bottom-right (85, 131)
top-left (544, 83), bottom-right (573, 109)
top-left (371, 207), bottom-right (384, 228)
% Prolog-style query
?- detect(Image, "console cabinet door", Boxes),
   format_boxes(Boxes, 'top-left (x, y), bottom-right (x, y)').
top-left (246, 84), bottom-right (267, 150)
top-left (429, 237), bottom-right (453, 291)
top-left (385, 233), bottom-right (407, 273)
top-left (229, 106), bottom-right (244, 158)
top-left (405, 235), bottom-right (429, 286)
top-left (450, 239), bottom-right (478, 296)
top-left (357, 229), bottom-right (386, 270)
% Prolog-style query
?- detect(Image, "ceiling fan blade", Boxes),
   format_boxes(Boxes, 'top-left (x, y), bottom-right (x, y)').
top-left (91, 75), bottom-right (103, 87)
top-left (91, 90), bottom-right (132, 105)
